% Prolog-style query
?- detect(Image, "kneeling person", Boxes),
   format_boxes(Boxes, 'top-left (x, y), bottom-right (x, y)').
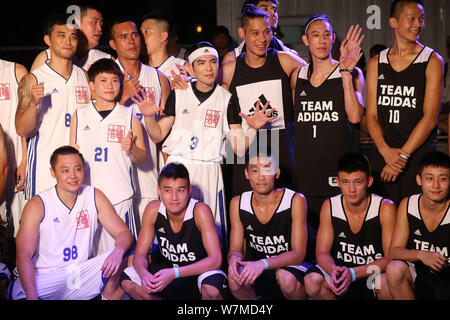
top-left (8, 146), bottom-right (132, 300)
top-left (120, 163), bottom-right (227, 300)
top-left (304, 153), bottom-right (396, 300)
top-left (227, 151), bottom-right (310, 300)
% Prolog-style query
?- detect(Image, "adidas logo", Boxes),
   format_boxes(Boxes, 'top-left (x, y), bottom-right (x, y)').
top-left (204, 49), bottom-right (210, 54)
top-left (158, 227), bottom-right (165, 233)
top-left (300, 91), bottom-right (307, 97)
top-left (51, 88), bottom-right (59, 94)
top-left (246, 225), bottom-right (253, 231)
top-left (53, 217), bottom-right (60, 223)
top-left (182, 109), bottom-right (189, 114)
top-left (378, 74), bottom-right (385, 80)
top-left (83, 125), bottom-right (91, 131)
top-left (338, 232), bottom-right (346, 238)
top-left (414, 229), bottom-right (422, 236)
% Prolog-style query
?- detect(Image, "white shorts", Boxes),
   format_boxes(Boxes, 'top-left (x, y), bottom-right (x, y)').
top-left (92, 199), bottom-right (136, 256)
top-left (8, 250), bottom-right (113, 300)
top-left (166, 156), bottom-right (227, 249)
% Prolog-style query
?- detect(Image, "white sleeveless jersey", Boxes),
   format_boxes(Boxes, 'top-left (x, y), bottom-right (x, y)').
top-left (33, 185), bottom-right (98, 272)
top-left (75, 101), bottom-right (134, 205)
top-left (157, 56), bottom-right (186, 81)
top-left (116, 60), bottom-right (161, 200)
top-left (0, 59), bottom-right (22, 169)
top-left (162, 82), bottom-right (232, 162)
top-left (26, 63), bottom-right (90, 200)
top-left (45, 48), bottom-right (112, 71)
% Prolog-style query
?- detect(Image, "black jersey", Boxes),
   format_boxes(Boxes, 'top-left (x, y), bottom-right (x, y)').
top-left (239, 188), bottom-right (296, 260)
top-left (329, 194), bottom-right (385, 268)
top-left (376, 46), bottom-right (436, 150)
top-left (227, 49), bottom-right (295, 195)
top-left (406, 194), bottom-right (450, 282)
top-left (294, 64), bottom-right (358, 197)
top-left (151, 199), bottom-right (208, 267)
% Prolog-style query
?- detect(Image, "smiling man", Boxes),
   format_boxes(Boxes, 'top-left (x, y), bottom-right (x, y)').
top-left (9, 146), bottom-right (132, 300)
top-left (386, 151), bottom-right (450, 300)
top-left (304, 153), bottom-right (396, 300)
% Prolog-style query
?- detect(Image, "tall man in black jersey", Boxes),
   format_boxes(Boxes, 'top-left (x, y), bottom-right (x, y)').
top-left (227, 150), bottom-right (310, 300)
top-left (304, 153), bottom-right (397, 300)
top-left (221, 6), bottom-right (306, 197)
top-left (120, 163), bottom-right (227, 300)
top-left (366, 0), bottom-right (444, 206)
top-left (387, 151), bottom-right (450, 300)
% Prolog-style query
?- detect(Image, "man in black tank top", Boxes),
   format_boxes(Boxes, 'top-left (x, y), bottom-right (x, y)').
top-left (120, 163), bottom-right (228, 300)
top-left (304, 153), bottom-right (397, 300)
top-left (227, 151), bottom-right (310, 300)
top-left (387, 151), bottom-right (450, 300)
top-left (366, 0), bottom-right (444, 206)
top-left (221, 6), bottom-right (306, 198)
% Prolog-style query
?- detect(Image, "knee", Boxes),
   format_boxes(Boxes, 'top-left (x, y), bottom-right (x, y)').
top-left (120, 279), bottom-right (135, 294)
top-left (373, 273), bottom-right (392, 300)
top-left (386, 260), bottom-right (410, 285)
top-left (276, 269), bottom-right (300, 295)
top-left (304, 272), bottom-right (324, 296)
top-left (201, 284), bottom-right (222, 300)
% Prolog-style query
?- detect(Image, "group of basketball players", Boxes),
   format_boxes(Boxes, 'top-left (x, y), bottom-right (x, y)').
top-left (0, 0), bottom-right (449, 300)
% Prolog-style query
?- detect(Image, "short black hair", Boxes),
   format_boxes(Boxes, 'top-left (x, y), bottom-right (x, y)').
top-left (240, 5), bottom-right (269, 28)
top-left (88, 58), bottom-right (123, 82)
top-left (43, 13), bottom-right (79, 36)
top-left (337, 153), bottom-right (371, 177)
top-left (50, 146), bottom-right (85, 170)
top-left (246, 146), bottom-right (279, 171)
top-left (418, 151), bottom-right (450, 175)
top-left (390, 0), bottom-right (424, 18)
top-left (140, 11), bottom-right (174, 38)
top-left (109, 17), bottom-right (137, 40)
top-left (158, 163), bottom-right (190, 187)
top-left (241, 0), bottom-right (278, 13)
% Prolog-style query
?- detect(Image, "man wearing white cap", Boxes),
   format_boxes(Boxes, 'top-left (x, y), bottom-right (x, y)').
top-left (132, 42), bottom-right (276, 250)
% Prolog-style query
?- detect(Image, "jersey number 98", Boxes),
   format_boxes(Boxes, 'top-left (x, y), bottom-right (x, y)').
top-left (63, 245), bottom-right (78, 262)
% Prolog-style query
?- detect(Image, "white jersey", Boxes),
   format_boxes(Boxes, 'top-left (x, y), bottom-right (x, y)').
top-left (162, 82), bottom-right (232, 163)
top-left (26, 63), bottom-right (90, 200)
top-left (75, 101), bottom-right (134, 205)
top-left (115, 60), bottom-right (161, 200)
top-left (33, 185), bottom-right (99, 272)
top-left (45, 48), bottom-right (112, 71)
top-left (0, 59), bottom-right (22, 168)
top-left (157, 56), bottom-right (186, 81)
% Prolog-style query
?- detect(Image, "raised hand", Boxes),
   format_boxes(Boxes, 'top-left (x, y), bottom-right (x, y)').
top-left (339, 25), bottom-right (364, 71)
top-left (239, 99), bottom-right (278, 130)
top-left (131, 88), bottom-right (164, 117)
top-left (121, 69), bottom-right (141, 102)
top-left (169, 69), bottom-right (189, 90)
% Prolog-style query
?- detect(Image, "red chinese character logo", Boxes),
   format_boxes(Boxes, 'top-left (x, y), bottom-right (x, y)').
top-left (76, 210), bottom-right (89, 230)
top-left (204, 110), bottom-right (221, 128)
top-left (75, 86), bottom-right (89, 104)
top-left (0, 83), bottom-right (11, 101)
top-left (107, 125), bottom-right (126, 143)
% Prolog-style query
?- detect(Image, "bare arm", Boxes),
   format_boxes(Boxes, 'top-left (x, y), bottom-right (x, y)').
top-left (219, 59), bottom-right (236, 91)
top-left (316, 199), bottom-right (337, 275)
top-left (278, 51), bottom-right (307, 80)
top-left (400, 53), bottom-right (444, 155)
top-left (15, 74), bottom-right (42, 137)
top-left (124, 114), bottom-right (147, 164)
top-left (227, 196), bottom-right (245, 282)
top-left (30, 50), bottom-right (48, 72)
top-left (15, 197), bottom-right (44, 300)
top-left (0, 125), bottom-right (8, 201)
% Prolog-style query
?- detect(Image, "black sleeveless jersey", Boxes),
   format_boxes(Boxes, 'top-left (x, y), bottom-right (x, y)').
top-left (330, 194), bottom-right (385, 268)
top-left (151, 199), bottom-right (208, 267)
top-left (294, 64), bottom-right (358, 197)
top-left (376, 46), bottom-right (436, 149)
top-left (406, 194), bottom-right (450, 281)
top-left (239, 188), bottom-right (296, 260)
top-left (228, 48), bottom-right (294, 130)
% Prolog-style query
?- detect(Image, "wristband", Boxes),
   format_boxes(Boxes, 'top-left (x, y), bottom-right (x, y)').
top-left (173, 266), bottom-right (180, 279)
top-left (261, 259), bottom-right (269, 270)
top-left (349, 268), bottom-right (356, 282)
top-left (339, 68), bottom-right (353, 73)
top-left (399, 153), bottom-right (409, 160)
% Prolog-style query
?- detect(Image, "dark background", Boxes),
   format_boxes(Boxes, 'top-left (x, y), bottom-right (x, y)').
top-left (0, 0), bottom-right (217, 69)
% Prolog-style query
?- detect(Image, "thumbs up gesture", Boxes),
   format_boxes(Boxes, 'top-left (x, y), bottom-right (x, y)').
top-left (121, 129), bottom-right (136, 152)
